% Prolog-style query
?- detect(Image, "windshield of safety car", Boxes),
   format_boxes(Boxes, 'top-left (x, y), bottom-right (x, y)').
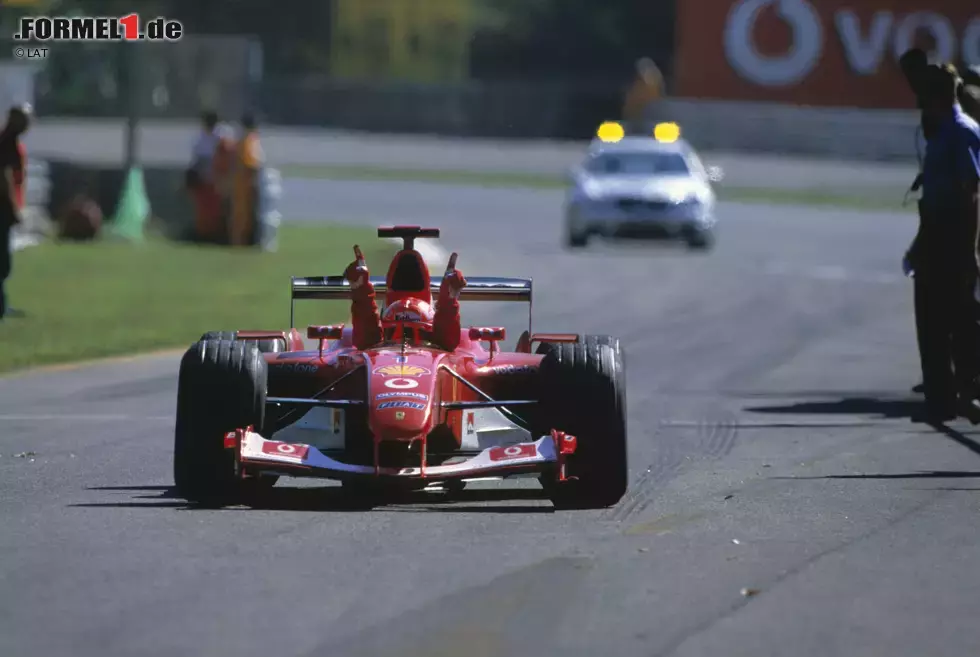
top-left (585, 151), bottom-right (690, 176)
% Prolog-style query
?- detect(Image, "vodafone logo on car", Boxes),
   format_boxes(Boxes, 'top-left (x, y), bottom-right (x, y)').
top-left (724, 0), bottom-right (980, 87)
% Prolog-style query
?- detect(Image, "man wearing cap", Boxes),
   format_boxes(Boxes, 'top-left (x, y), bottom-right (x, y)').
top-left (907, 64), bottom-right (980, 422)
top-left (0, 104), bottom-right (30, 320)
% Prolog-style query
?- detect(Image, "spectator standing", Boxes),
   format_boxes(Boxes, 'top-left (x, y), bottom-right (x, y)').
top-left (186, 111), bottom-right (234, 243)
top-left (906, 65), bottom-right (980, 422)
top-left (0, 104), bottom-right (30, 321)
top-left (899, 48), bottom-right (932, 395)
top-left (622, 57), bottom-right (664, 125)
top-left (230, 113), bottom-right (263, 247)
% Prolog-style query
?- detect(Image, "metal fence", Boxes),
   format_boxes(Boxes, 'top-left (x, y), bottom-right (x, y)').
top-left (256, 76), bottom-right (626, 139)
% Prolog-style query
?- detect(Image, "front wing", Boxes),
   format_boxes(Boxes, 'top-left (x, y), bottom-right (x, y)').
top-left (224, 428), bottom-right (578, 483)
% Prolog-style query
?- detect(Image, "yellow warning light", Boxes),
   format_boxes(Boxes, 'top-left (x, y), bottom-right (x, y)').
top-left (654, 122), bottom-right (681, 143)
top-left (596, 121), bottom-right (625, 143)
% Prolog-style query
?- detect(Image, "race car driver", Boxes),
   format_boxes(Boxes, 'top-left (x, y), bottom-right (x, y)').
top-left (343, 245), bottom-right (467, 351)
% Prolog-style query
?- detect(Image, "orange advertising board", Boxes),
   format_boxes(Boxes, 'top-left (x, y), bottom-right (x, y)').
top-left (674, 0), bottom-right (980, 108)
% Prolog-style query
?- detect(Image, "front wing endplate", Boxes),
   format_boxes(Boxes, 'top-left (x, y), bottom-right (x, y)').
top-left (224, 429), bottom-right (574, 482)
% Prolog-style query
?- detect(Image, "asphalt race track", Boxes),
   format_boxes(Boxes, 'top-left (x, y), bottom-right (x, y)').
top-left (6, 178), bottom-right (980, 657)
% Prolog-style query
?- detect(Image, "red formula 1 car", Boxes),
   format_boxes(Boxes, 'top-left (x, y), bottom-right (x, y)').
top-left (173, 226), bottom-right (627, 508)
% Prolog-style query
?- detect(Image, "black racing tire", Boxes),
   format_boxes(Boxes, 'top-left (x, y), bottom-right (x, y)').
top-left (173, 339), bottom-right (277, 502)
top-left (685, 229), bottom-right (715, 251)
top-left (566, 232), bottom-right (588, 248)
top-left (537, 337), bottom-right (628, 509)
top-left (536, 336), bottom-right (625, 393)
top-left (200, 330), bottom-right (285, 354)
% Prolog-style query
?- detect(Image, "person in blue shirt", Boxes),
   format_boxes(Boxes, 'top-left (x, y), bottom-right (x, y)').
top-left (905, 64), bottom-right (980, 423)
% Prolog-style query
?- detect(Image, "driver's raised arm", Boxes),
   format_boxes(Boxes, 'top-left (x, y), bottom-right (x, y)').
top-left (344, 246), bottom-right (382, 349)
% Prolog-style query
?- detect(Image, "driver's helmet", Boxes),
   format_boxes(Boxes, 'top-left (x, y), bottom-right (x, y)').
top-left (381, 298), bottom-right (435, 341)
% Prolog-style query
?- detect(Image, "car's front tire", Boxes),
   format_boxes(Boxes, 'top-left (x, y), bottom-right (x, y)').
top-left (173, 339), bottom-right (277, 502)
top-left (686, 228), bottom-right (715, 251)
top-left (536, 337), bottom-right (628, 509)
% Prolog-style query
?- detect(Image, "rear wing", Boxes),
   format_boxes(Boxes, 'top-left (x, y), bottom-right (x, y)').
top-left (290, 275), bottom-right (534, 334)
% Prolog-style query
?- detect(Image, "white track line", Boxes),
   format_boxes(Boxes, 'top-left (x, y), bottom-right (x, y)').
top-left (660, 419), bottom-right (899, 428)
top-left (0, 414), bottom-right (171, 422)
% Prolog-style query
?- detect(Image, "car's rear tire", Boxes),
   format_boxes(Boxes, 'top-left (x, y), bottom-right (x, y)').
top-left (537, 337), bottom-right (628, 509)
top-left (200, 330), bottom-right (285, 354)
top-left (173, 339), bottom-right (277, 502)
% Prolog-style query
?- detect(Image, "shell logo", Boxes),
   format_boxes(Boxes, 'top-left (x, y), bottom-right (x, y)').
top-left (374, 364), bottom-right (432, 377)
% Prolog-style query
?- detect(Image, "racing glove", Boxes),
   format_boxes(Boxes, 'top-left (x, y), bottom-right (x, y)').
top-left (343, 259), bottom-right (373, 299)
top-left (438, 269), bottom-right (467, 304)
top-left (433, 256), bottom-right (466, 351)
top-left (344, 246), bottom-right (382, 348)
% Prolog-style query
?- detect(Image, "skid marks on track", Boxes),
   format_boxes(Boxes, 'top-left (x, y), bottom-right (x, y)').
top-left (604, 402), bottom-right (741, 522)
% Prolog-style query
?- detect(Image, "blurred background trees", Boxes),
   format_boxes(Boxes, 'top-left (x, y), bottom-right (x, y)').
top-left (0, 0), bottom-right (677, 138)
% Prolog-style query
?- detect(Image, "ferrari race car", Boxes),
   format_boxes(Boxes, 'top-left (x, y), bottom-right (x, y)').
top-left (173, 226), bottom-right (628, 509)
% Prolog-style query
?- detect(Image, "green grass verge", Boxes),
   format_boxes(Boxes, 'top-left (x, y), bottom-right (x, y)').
top-left (0, 223), bottom-right (395, 374)
top-left (281, 163), bottom-right (907, 212)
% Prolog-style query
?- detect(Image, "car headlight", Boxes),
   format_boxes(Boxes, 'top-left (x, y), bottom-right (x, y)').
top-left (578, 179), bottom-right (603, 200)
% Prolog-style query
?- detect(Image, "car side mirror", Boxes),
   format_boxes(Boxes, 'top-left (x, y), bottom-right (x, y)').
top-left (706, 166), bottom-right (725, 185)
top-left (469, 326), bottom-right (506, 342)
top-left (469, 326), bottom-right (506, 358)
top-left (307, 325), bottom-right (344, 340)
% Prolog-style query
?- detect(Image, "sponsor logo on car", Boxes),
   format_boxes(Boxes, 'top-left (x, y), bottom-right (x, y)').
top-left (374, 364), bottom-right (431, 377)
top-left (378, 401), bottom-right (425, 410)
top-left (376, 392), bottom-right (428, 401)
top-left (488, 444), bottom-right (537, 462)
top-left (384, 378), bottom-right (419, 389)
top-left (465, 411), bottom-right (475, 434)
top-left (483, 364), bottom-right (535, 375)
top-left (395, 411), bottom-right (406, 420)
top-left (261, 441), bottom-right (309, 460)
top-left (276, 363), bottom-right (319, 374)
top-left (391, 312), bottom-right (423, 322)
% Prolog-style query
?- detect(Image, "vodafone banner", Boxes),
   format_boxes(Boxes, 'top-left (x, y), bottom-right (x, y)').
top-left (674, 0), bottom-right (980, 108)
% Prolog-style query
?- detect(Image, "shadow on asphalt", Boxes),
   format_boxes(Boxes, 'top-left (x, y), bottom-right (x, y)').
top-left (72, 484), bottom-right (553, 513)
top-left (776, 470), bottom-right (980, 481)
top-left (744, 396), bottom-right (923, 420)
top-left (755, 397), bottom-right (980, 481)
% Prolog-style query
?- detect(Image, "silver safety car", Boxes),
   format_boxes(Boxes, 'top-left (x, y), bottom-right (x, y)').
top-left (564, 122), bottom-right (723, 250)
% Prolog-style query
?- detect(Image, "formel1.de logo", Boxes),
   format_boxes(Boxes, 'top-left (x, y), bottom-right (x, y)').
top-left (13, 14), bottom-right (183, 42)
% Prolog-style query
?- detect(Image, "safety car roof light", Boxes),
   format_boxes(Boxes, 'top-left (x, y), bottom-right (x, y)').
top-left (654, 122), bottom-right (680, 143)
top-left (596, 121), bottom-right (625, 143)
